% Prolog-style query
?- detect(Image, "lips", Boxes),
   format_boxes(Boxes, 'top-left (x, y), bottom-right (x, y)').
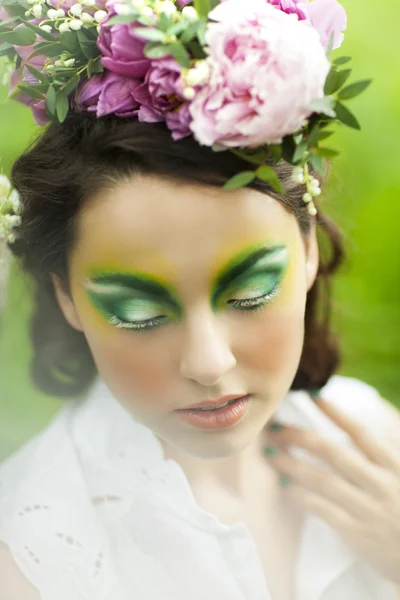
top-left (176, 394), bottom-right (249, 412)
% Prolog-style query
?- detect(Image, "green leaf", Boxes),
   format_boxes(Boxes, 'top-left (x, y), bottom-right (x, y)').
top-left (314, 147), bottom-right (339, 158)
top-left (16, 84), bottom-right (45, 99)
top-left (0, 47), bottom-right (16, 60)
top-left (0, 26), bottom-right (36, 46)
top-left (230, 148), bottom-right (268, 165)
top-left (60, 31), bottom-right (81, 54)
top-left (335, 101), bottom-right (360, 130)
top-left (144, 42), bottom-right (173, 59)
top-left (194, 0), bottom-right (211, 19)
top-left (308, 96), bottom-right (336, 118)
top-left (158, 12), bottom-right (173, 32)
top-left (133, 27), bottom-right (168, 42)
top-left (107, 14), bottom-right (138, 25)
top-left (324, 68), bottom-right (351, 95)
top-left (167, 41), bottom-right (190, 68)
top-left (307, 125), bottom-right (320, 148)
top-left (325, 32), bottom-right (335, 60)
top-left (23, 20), bottom-right (58, 42)
top-left (168, 20), bottom-right (190, 37)
top-left (292, 141), bottom-right (308, 163)
top-left (56, 90), bottom-right (69, 123)
top-left (63, 74), bottom-right (80, 95)
top-left (333, 56), bottom-right (352, 66)
top-left (338, 79), bottom-right (373, 101)
top-left (76, 29), bottom-right (100, 59)
top-left (317, 130), bottom-right (334, 141)
top-left (180, 22), bottom-right (200, 44)
top-left (309, 154), bottom-right (325, 174)
top-left (25, 64), bottom-right (48, 84)
top-left (256, 165), bottom-right (284, 193)
top-left (269, 145), bottom-right (282, 164)
top-left (196, 19), bottom-right (207, 45)
top-left (46, 84), bottom-right (57, 116)
top-left (29, 42), bottom-right (62, 59)
top-left (223, 171), bottom-right (256, 190)
top-left (92, 59), bottom-right (104, 73)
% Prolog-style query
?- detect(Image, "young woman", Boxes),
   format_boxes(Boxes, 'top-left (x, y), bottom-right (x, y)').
top-left (0, 0), bottom-right (399, 598)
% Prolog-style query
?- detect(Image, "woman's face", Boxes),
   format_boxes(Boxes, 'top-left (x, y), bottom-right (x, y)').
top-left (53, 174), bottom-right (318, 459)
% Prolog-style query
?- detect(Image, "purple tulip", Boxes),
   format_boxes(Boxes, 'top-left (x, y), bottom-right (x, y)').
top-left (74, 71), bottom-right (141, 117)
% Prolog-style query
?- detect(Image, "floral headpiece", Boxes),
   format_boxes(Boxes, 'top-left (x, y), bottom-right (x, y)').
top-left (0, 0), bottom-right (371, 241)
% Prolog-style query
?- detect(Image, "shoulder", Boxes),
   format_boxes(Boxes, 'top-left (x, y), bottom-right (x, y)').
top-left (322, 375), bottom-right (400, 451)
top-left (0, 542), bottom-right (41, 600)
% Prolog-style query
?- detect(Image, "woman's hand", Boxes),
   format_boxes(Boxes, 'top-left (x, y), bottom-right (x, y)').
top-left (265, 395), bottom-right (400, 584)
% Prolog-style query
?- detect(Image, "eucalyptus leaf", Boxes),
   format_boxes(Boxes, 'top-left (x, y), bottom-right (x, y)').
top-left (76, 29), bottom-right (100, 59)
top-left (317, 130), bottom-right (334, 141)
top-left (168, 20), bottom-right (189, 37)
top-left (307, 125), bottom-right (320, 148)
top-left (29, 43), bottom-right (62, 59)
top-left (144, 42), bottom-right (173, 59)
top-left (338, 79), bottom-right (373, 101)
top-left (230, 148), bottom-right (268, 165)
top-left (256, 165), bottom-right (284, 193)
top-left (196, 19), bottom-right (207, 45)
top-left (158, 12), bottom-right (172, 32)
top-left (60, 31), bottom-right (81, 54)
top-left (223, 171), bottom-right (256, 190)
top-left (335, 101), bottom-right (360, 130)
top-left (46, 84), bottom-right (57, 116)
top-left (0, 47), bottom-right (16, 60)
top-left (56, 90), bottom-right (69, 123)
top-left (180, 22), bottom-right (200, 44)
top-left (324, 68), bottom-right (351, 95)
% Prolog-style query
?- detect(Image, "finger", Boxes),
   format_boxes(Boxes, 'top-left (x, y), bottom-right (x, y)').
top-left (266, 447), bottom-right (382, 521)
top-left (311, 395), bottom-right (400, 474)
top-left (267, 429), bottom-right (398, 500)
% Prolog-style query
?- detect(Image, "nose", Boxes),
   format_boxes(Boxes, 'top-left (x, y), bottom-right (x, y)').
top-left (179, 306), bottom-right (236, 386)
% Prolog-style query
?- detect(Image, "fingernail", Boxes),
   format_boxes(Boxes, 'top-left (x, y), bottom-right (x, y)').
top-left (279, 475), bottom-right (291, 488)
top-left (264, 446), bottom-right (279, 457)
top-left (268, 422), bottom-right (283, 432)
top-left (309, 388), bottom-right (322, 401)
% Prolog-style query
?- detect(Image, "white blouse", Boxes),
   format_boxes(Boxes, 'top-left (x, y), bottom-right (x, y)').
top-left (0, 375), bottom-right (397, 600)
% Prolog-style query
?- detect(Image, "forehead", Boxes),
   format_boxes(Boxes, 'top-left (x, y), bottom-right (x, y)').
top-left (72, 174), bottom-right (300, 277)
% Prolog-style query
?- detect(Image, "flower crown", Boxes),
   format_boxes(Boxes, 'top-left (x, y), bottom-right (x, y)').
top-left (0, 0), bottom-right (372, 242)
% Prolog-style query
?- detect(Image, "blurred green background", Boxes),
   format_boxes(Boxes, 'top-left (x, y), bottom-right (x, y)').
top-left (0, 0), bottom-right (399, 461)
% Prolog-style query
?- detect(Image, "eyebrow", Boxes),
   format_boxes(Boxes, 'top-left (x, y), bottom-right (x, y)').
top-left (210, 245), bottom-right (287, 304)
top-left (85, 273), bottom-right (181, 310)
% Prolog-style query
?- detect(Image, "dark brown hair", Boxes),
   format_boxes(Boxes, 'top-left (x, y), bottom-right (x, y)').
top-left (8, 113), bottom-right (344, 398)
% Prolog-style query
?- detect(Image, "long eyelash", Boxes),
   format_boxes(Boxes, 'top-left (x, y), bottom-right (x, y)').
top-left (229, 284), bottom-right (281, 313)
top-left (108, 314), bottom-right (163, 335)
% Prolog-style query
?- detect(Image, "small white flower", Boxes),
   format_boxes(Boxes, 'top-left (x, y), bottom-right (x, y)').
top-left (54, 59), bottom-right (63, 66)
top-left (33, 4), bottom-right (43, 16)
top-left (70, 3), bottom-right (83, 15)
top-left (141, 5), bottom-right (154, 17)
top-left (81, 0), bottom-right (96, 5)
top-left (308, 203), bottom-right (317, 216)
top-left (59, 21), bottom-right (71, 31)
top-left (96, 24), bottom-right (101, 33)
top-left (47, 8), bottom-right (58, 18)
top-left (302, 193), bottom-right (312, 204)
top-left (117, 4), bottom-right (130, 14)
top-left (158, 0), bottom-right (176, 16)
top-left (181, 5), bottom-right (198, 21)
top-left (0, 175), bottom-right (11, 201)
top-left (55, 8), bottom-right (65, 17)
top-left (310, 186), bottom-right (321, 197)
top-left (39, 24), bottom-right (53, 33)
top-left (80, 11), bottom-right (94, 21)
top-left (132, 0), bottom-right (145, 8)
top-left (63, 58), bottom-right (76, 67)
top-left (4, 215), bottom-right (22, 228)
top-left (183, 86), bottom-right (195, 100)
top-left (8, 190), bottom-right (21, 213)
top-left (94, 9), bottom-right (107, 22)
top-left (69, 18), bottom-right (83, 29)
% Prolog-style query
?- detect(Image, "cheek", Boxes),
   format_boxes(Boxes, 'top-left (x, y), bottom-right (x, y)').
top-left (84, 331), bottom-right (173, 407)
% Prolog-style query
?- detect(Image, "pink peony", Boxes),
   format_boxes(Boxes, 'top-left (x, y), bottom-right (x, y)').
top-left (189, 0), bottom-right (330, 148)
top-left (97, 7), bottom-right (150, 77)
top-left (266, 0), bottom-right (308, 20)
top-left (134, 57), bottom-right (192, 140)
top-left (307, 0), bottom-right (347, 50)
top-left (74, 71), bottom-right (141, 117)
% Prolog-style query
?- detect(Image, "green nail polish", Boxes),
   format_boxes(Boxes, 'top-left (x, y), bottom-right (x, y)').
top-left (309, 387), bottom-right (321, 400)
top-left (268, 422), bottom-right (283, 432)
top-left (279, 475), bottom-right (291, 488)
top-left (264, 446), bottom-right (279, 457)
